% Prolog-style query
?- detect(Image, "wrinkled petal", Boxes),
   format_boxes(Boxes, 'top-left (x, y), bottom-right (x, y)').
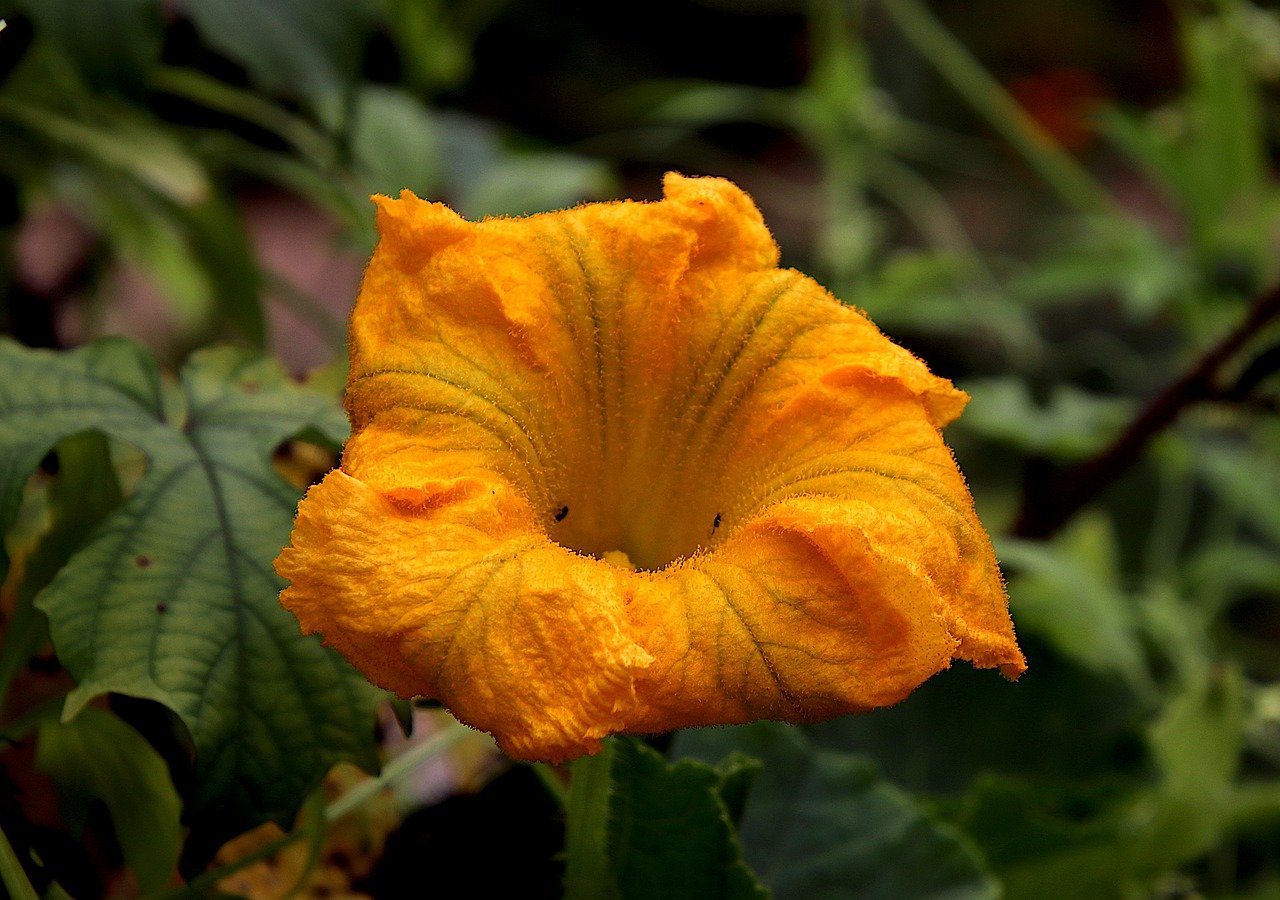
top-left (278, 471), bottom-right (652, 761)
top-left (276, 173), bottom-right (1024, 761)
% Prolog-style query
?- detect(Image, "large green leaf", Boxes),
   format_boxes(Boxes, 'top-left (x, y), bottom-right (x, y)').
top-left (674, 724), bottom-right (998, 900)
top-left (36, 707), bottom-right (181, 895)
top-left (951, 776), bottom-right (1146, 900)
top-left (606, 738), bottom-right (767, 900)
top-left (1006, 217), bottom-right (1188, 320)
top-left (0, 338), bottom-right (381, 836)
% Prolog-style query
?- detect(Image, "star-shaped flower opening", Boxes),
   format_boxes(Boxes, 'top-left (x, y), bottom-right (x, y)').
top-left (276, 173), bottom-right (1024, 762)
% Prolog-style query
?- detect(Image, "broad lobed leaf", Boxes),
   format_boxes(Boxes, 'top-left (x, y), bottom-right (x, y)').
top-left (0, 337), bottom-right (382, 838)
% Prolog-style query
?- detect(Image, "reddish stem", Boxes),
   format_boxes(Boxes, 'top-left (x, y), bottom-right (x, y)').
top-left (1011, 284), bottom-right (1280, 540)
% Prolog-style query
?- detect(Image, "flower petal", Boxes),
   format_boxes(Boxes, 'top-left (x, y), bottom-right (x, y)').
top-left (276, 172), bottom-right (1024, 761)
top-left (623, 372), bottom-right (1024, 734)
top-left (277, 470), bottom-right (652, 762)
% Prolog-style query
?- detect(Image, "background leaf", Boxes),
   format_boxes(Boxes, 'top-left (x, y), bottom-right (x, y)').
top-left (173, 0), bottom-right (371, 106)
top-left (674, 723), bottom-right (999, 900)
top-left (949, 667), bottom-right (1266, 899)
top-left (35, 707), bottom-right (181, 895)
top-left (349, 85), bottom-right (441, 198)
top-left (998, 515), bottom-right (1154, 694)
top-left (15, 0), bottom-right (161, 92)
top-left (0, 338), bottom-right (382, 851)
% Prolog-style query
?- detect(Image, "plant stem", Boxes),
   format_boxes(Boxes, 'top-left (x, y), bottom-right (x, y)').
top-left (326, 722), bottom-right (469, 822)
top-left (879, 0), bottom-right (1114, 216)
top-left (0, 823), bottom-right (39, 900)
top-left (563, 741), bottom-right (617, 900)
top-left (530, 761), bottom-right (569, 808)
top-left (172, 721), bottom-right (472, 898)
top-left (1013, 282), bottom-right (1280, 539)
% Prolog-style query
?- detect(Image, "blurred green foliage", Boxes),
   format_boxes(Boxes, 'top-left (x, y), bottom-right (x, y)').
top-left (1, 0), bottom-right (1280, 897)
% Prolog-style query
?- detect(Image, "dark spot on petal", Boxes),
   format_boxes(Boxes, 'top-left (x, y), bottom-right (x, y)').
top-left (156, 602), bottom-right (168, 613)
top-left (712, 513), bottom-right (722, 530)
top-left (135, 555), bottom-right (151, 568)
top-left (554, 505), bottom-right (569, 522)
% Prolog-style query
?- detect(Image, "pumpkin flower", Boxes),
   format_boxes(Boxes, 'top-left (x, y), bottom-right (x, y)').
top-left (275, 173), bottom-right (1025, 763)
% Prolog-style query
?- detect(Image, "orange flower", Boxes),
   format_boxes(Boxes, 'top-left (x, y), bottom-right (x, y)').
top-left (275, 174), bottom-right (1024, 763)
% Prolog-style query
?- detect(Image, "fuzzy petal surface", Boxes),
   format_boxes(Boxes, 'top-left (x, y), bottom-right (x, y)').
top-left (276, 173), bottom-right (1025, 761)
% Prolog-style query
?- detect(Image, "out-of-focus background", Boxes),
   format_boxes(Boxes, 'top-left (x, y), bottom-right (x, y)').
top-left (3, 1), bottom-right (1280, 897)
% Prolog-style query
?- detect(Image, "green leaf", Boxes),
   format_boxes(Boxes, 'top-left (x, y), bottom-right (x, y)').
top-left (997, 515), bottom-right (1154, 695)
top-left (675, 724), bottom-right (998, 900)
top-left (1180, 10), bottom-right (1266, 237)
top-left (383, 0), bottom-right (484, 91)
top-left (1196, 427), bottom-right (1280, 548)
top-left (626, 79), bottom-right (775, 127)
top-left (800, 644), bottom-right (1148, 795)
top-left (0, 822), bottom-right (39, 900)
top-left (1007, 217), bottom-right (1189, 319)
top-left (959, 379), bottom-right (1134, 461)
top-left (17, 0), bottom-right (162, 91)
top-left (0, 432), bottom-right (122, 709)
top-left (607, 738), bottom-right (767, 900)
top-left (950, 777), bottom-right (1147, 900)
top-left (853, 251), bottom-right (1039, 353)
top-left (1148, 667), bottom-right (1245, 828)
top-left (461, 152), bottom-right (614, 218)
top-left (0, 97), bottom-right (210, 206)
top-left (53, 169), bottom-right (265, 346)
top-left (0, 338), bottom-right (381, 837)
top-left (435, 114), bottom-right (615, 219)
top-left (152, 66), bottom-right (335, 164)
top-left (1100, 9), bottom-right (1271, 274)
top-left (953, 668), bottom-right (1254, 899)
top-left (58, 167), bottom-right (216, 331)
top-left (350, 85), bottom-right (441, 197)
top-left (35, 707), bottom-right (181, 895)
top-left (173, 0), bottom-right (371, 105)
top-left (180, 195), bottom-right (266, 347)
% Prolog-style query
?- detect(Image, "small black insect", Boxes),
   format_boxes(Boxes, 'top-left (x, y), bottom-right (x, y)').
top-left (554, 505), bottom-right (570, 522)
top-left (712, 512), bottom-right (722, 531)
